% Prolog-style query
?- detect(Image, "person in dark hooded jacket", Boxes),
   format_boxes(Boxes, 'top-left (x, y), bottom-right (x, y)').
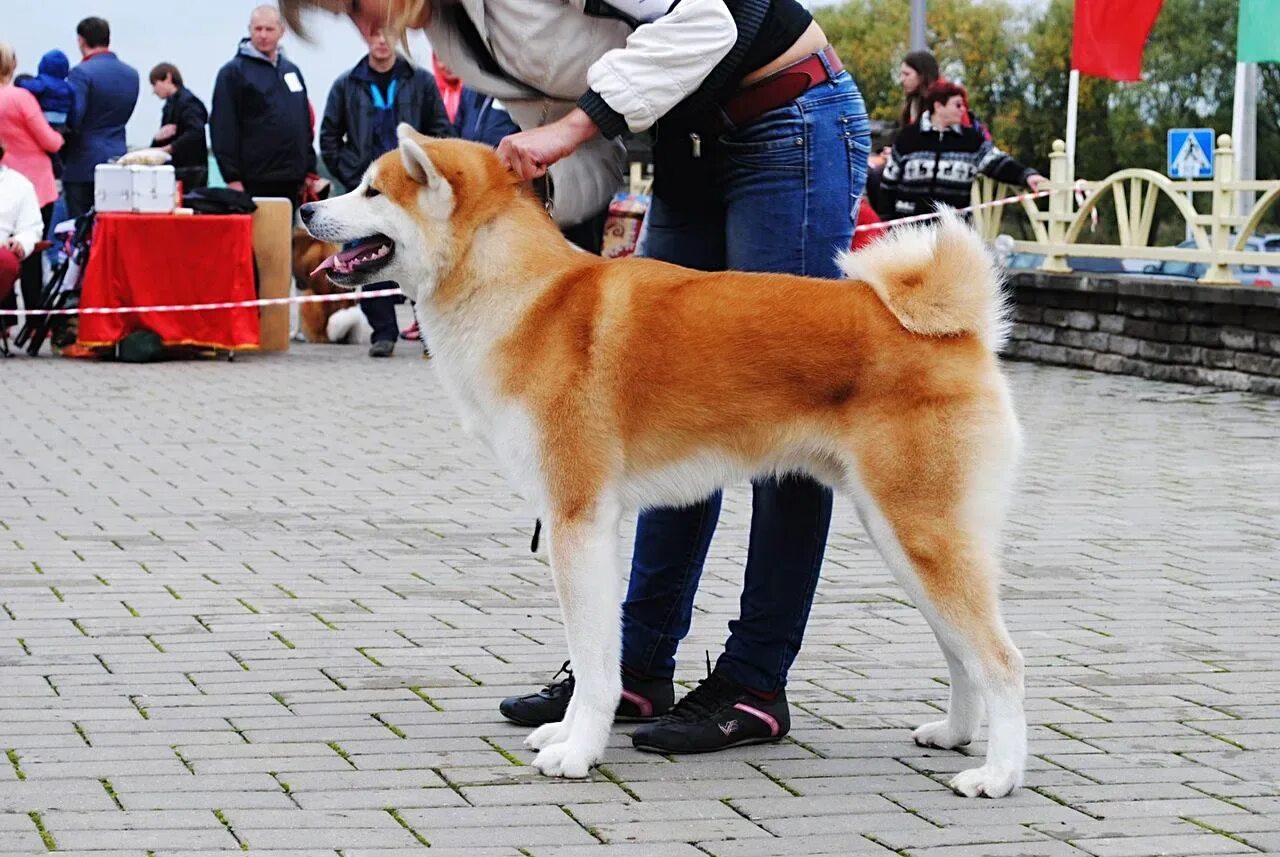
top-left (210, 5), bottom-right (316, 207)
top-left (320, 28), bottom-right (452, 357)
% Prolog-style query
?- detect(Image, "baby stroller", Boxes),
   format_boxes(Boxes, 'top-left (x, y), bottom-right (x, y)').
top-left (15, 210), bottom-right (95, 357)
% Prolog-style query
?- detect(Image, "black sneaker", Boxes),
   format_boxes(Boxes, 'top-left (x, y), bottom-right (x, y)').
top-left (631, 671), bottom-right (789, 754)
top-left (369, 340), bottom-right (395, 357)
top-left (498, 661), bottom-right (675, 727)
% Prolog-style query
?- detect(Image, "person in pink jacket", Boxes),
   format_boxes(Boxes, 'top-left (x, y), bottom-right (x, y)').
top-left (0, 43), bottom-right (64, 328)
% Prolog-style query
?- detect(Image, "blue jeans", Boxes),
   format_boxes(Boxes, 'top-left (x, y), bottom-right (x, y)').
top-left (621, 67), bottom-right (870, 694)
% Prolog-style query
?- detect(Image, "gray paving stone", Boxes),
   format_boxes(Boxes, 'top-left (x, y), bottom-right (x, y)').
top-left (1, 353), bottom-right (1277, 852)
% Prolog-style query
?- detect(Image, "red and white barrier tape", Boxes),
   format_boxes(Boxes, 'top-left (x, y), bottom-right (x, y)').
top-left (9, 188), bottom-right (1057, 319)
top-left (5, 286), bottom-right (402, 318)
top-left (853, 187), bottom-right (1053, 233)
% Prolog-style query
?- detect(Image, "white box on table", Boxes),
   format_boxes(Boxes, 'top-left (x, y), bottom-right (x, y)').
top-left (129, 165), bottom-right (176, 213)
top-left (94, 164), bottom-right (133, 212)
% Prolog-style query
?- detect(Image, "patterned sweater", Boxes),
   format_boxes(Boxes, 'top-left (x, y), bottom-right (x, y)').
top-left (877, 111), bottom-right (1038, 219)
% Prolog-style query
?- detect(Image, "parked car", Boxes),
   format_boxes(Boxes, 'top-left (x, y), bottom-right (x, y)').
top-left (1003, 251), bottom-right (1126, 274)
top-left (1143, 235), bottom-right (1280, 286)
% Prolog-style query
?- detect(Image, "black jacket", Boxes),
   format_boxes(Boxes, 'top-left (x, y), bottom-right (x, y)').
top-left (210, 40), bottom-right (317, 186)
top-left (320, 57), bottom-right (453, 193)
top-left (877, 112), bottom-right (1037, 220)
top-left (151, 87), bottom-right (209, 186)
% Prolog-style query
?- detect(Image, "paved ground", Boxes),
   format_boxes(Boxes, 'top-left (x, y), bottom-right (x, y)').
top-left (1, 344), bottom-right (1278, 857)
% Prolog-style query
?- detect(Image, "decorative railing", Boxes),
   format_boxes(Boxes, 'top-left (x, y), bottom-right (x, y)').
top-left (972, 135), bottom-right (1280, 285)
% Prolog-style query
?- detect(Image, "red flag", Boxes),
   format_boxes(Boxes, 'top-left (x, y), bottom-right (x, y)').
top-left (1072, 0), bottom-right (1164, 81)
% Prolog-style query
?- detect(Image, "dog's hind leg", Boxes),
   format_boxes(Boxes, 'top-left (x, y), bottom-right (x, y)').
top-left (846, 410), bottom-right (1025, 798)
top-left (530, 498), bottom-right (624, 778)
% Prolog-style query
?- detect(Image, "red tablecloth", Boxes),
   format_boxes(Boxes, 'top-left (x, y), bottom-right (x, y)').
top-left (78, 213), bottom-right (260, 350)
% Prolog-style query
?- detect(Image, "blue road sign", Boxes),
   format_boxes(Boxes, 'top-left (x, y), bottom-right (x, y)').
top-left (1167, 128), bottom-right (1214, 179)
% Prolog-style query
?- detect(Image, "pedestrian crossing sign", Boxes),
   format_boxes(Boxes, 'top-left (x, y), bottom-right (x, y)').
top-left (1167, 129), bottom-right (1214, 179)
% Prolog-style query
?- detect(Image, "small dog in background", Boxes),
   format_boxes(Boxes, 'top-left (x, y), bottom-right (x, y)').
top-left (291, 226), bottom-right (372, 344)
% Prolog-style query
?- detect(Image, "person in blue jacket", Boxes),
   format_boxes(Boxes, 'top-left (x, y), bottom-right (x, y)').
top-left (16, 50), bottom-right (74, 133)
top-left (210, 5), bottom-right (317, 208)
top-left (320, 28), bottom-right (452, 357)
top-left (63, 18), bottom-right (140, 218)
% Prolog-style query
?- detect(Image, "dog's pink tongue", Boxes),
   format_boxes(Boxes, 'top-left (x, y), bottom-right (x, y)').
top-left (311, 254), bottom-right (338, 277)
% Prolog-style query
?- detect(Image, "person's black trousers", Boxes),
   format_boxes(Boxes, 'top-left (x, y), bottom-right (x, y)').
top-left (360, 283), bottom-right (402, 343)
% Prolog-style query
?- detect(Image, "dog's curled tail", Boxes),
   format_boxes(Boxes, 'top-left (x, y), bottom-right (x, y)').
top-left (836, 208), bottom-right (1009, 352)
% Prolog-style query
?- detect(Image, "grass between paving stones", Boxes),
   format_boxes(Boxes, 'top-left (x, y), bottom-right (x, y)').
top-left (270, 630), bottom-right (296, 650)
top-left (385, 807), bottom-right (431, 846)
top-left (16, 638), bottom-right (30, 655)
top-left (145, 634), bottom-right (165, 653)
top-left (73, 722), bottom-right (91, 746)
top-left (172, 746), bottom-right (196, 774)
top-left (1184, 816), bottom-right (1252, 846)
top-left (451, 665), bottom-right (483, 686)
top-left (747, 762), bottom-right (801, 797)
top-left (407, 686), bottom-right (444, 711)
top-left (311, 611), bottom-right (339, 630)
top-left (235, 598), bottom-right (258, 614)
top-left (163, 584), bottom-right (182, 600)
top-left (213, 809), bottom-right (248, 851)
top-left (372, 713), bottom-right (406, 738)
top-left (28, 811), bottom-right (55, 851)
top-left (480, 736), bottom-right (524, 766)
top-left (595, 766), bottom-right (640, 801)
top-left (273, 583), bottom-right (298, 599)
top-left (128, 695), bottom-right (150, 719)
top-left (6, 749), bottom-right (26, 780)
top-left (355, 647), bottom-right (384, 667)
top-left (327, 741), bottom-right (357, 768)
top-left (100, 778), bottom-right (124, 810)
top-left (560, 806), bottom-right (604, 843)
top-left (48, 586), bottom-right (63, 602)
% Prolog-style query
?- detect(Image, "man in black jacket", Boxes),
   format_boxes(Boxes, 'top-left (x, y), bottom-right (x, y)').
top-left (878, 80), bottom-right (1044, 220)
top-left (321, 28), bottom-right (452, 357)
top-left (210, 5), bottom-right (316, 208)
top-left (149, 63), bottom-right (208, 190)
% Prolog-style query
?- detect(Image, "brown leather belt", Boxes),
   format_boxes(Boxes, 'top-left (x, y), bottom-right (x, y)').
top-left (720, 45), bottom-right (844, 130)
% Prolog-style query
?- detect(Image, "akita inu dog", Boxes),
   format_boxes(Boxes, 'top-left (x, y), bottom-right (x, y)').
top-left (301, 126), bottom-right (1026, 797)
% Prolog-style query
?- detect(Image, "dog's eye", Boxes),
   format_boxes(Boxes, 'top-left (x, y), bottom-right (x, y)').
top-left (364, 186), bottom-right (382, 199)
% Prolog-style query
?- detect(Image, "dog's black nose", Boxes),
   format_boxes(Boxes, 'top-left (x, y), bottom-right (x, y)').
top-left (299, 202), bottom-right (316, 225)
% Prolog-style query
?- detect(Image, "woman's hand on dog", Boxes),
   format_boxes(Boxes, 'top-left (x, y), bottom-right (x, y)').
top-left (497, 109), bottom-right (599, 181)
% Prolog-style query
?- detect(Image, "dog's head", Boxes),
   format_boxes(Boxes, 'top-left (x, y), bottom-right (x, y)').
top-left (300, 126), bottom-right (523, 303)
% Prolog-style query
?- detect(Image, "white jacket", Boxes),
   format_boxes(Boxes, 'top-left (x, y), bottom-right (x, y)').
top-left (425, 0), bottom-right (738, 226)
top-left (0, 166), bottom-right (43, 258)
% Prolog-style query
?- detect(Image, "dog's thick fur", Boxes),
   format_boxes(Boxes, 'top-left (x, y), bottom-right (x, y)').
top-left (291, 227), bottom-right (372, 344)
top-left (303, 128), bottom-right (1026, 798)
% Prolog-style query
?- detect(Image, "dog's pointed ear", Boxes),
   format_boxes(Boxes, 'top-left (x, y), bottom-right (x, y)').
top-left (398, 125), bottom-right (441, 186)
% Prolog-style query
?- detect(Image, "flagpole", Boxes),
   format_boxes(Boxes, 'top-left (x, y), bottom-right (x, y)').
top-left (1065, 68), bottom-right (1080, 180)
top-left (1231, 61), bottom-right (1257, 214)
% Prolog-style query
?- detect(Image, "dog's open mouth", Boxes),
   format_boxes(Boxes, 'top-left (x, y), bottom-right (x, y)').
top-left (313, 235), bottom-right (396, 284)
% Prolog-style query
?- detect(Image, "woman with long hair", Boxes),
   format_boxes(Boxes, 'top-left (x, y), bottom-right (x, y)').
top-left (898, 49), bottom-right (939, 127)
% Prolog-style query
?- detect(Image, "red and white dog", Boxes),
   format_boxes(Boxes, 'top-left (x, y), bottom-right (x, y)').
top-left (302, 126), bottom-right (1026, 797)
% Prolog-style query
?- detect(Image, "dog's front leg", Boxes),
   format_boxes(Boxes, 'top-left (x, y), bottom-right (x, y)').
top-left (531, 502), bottom-right (623, 779)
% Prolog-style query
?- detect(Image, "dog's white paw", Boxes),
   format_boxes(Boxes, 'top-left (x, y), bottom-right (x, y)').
top-left (913, 719), bottom-right (974, 750)
top-left (532, 741), bottom-right (597, 779)
top-left (949, 764), bottom-right (1022, 798)
top-left (525, 721), bottom-right (569, 751)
